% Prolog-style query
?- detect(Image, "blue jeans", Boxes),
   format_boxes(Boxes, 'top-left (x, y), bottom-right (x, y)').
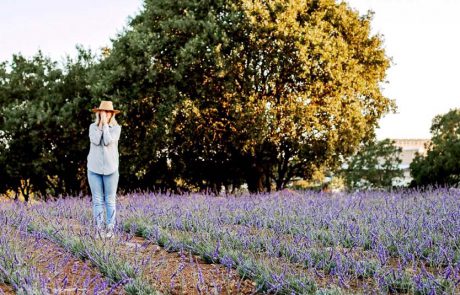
top-left (87, 169), bottom-right (119, 230)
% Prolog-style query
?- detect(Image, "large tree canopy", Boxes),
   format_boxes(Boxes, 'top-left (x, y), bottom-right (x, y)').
top-left (100, 0), bottom-right (393, 193)
top-left (410, 109), bottom-right (460, 187)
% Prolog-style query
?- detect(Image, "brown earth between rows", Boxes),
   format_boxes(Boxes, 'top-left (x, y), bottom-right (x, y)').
top-left (0, 284), bottom-right (14, 295)
top-left (124, 236), bottom-right (257, 294)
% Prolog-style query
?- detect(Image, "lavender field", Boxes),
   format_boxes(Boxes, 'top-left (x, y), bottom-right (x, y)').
top-left (1, 189), bottom-right (460, 294)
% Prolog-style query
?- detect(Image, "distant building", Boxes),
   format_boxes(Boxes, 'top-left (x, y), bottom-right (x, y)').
top-left (392, 139), bottom-right (430, 186)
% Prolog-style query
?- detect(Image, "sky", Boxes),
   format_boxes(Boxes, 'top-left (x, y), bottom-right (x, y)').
top-left (346, 0), bottom-right (460, 139)
top-left (0, 0), bottom-right (143, 63)
top-left (1, 0), bottom-right (459, 140)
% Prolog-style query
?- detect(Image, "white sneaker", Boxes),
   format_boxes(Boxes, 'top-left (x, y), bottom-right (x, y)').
top-left (96, 228), bottom-right (105, 239)
top-left (106, 228), bottom-right (114, 239)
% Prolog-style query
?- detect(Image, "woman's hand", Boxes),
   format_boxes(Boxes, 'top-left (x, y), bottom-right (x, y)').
top-left (100, 111), bottom-right (107, 124)
top-left (98, 111), bottom-right (107, 128)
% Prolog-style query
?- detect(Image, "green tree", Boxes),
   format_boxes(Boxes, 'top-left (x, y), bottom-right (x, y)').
top-left (0, 48), bottom-right (97, 201)
top-left (342, 139), bottom-right (403, 190)
top-left (410, 109), bottom-right (460, 187)
top-left (100, 0), bottom-right (394, 193)
top-left (0, 52), bottom-right (62, 201)
top-left (96, 0), bottom-right (252, 193)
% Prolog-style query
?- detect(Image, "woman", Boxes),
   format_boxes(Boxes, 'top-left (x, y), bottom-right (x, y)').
top-left (87, 100), bottom-right (121, 238)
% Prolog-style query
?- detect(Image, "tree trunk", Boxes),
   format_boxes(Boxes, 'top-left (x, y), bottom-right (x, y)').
top-left (246, 164), bottom-right (265, 193)
top-left (265, 166), bottom-right (272, 192)
top-left (275, 149), bottom-right (290, 191)
top-left (20, 183), bottom-right (29, 203)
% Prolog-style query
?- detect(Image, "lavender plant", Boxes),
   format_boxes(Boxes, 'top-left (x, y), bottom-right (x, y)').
top-left (2, 206), bottom-right (159, 295)
top-left (1, 188), bottom-right (459, 294)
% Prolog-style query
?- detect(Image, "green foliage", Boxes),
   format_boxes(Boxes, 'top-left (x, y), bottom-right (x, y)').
top-left (0, 48), bottom-right (98, 200)
top-left (351, 260), bottom-right (379, 280)
top-left (413, 277), bottom-right (455, 295)
top-left (0, 0), bottom-right (394, 196)
top-left (410, 109), bottom-right (460, 187)
top-left (382, 270), bottom-right (413, 293)
top-left (100, 0), bottom-right (393, 193)
top-left (342, 139), bottom-right (403, 190)
top-left (315, 287), bottom-right (346, 295)
top-left (124, 280), bottom-right (160, 295)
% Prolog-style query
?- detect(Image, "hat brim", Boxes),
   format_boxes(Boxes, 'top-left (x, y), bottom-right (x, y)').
top-left (91, 108), bottom-right (121, 114)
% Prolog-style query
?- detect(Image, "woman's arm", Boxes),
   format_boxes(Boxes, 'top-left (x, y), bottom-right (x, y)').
top-left (89, 124), bottom-right (103, 145)
top-left (102, 124), bottom-right (121, 146)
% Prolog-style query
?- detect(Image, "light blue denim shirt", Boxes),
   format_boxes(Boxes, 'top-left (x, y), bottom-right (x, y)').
top-left (87, 123), bottom-right (121, 175)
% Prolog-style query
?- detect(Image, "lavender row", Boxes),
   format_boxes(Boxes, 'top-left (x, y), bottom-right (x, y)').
top-left (1, 206), bottom-right (159, 295)
top-left (0, 223), bottom-right (48, 295)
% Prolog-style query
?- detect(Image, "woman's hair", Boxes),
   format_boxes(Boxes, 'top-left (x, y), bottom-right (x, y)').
top-left (94, 112), bottom-right (119, 126)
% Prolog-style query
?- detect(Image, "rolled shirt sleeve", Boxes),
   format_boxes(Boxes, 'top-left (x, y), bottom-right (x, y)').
top-left (102, 124), bottom-right (121, 146)
top-left (89, 123), bottom-right (103, 145)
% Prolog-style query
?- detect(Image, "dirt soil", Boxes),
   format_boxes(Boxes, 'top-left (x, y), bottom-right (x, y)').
top-left (0, 284), bottom-right (14, 295)
top-left (122, 235), bottom-right (257, 295)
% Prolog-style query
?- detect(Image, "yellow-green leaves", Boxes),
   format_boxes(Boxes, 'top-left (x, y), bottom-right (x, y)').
top-left (96, 0), bottom-right (394, 192)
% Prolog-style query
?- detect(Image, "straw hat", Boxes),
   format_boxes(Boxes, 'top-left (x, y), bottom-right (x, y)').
top-left (91, 100), bottom-right (121, 114)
